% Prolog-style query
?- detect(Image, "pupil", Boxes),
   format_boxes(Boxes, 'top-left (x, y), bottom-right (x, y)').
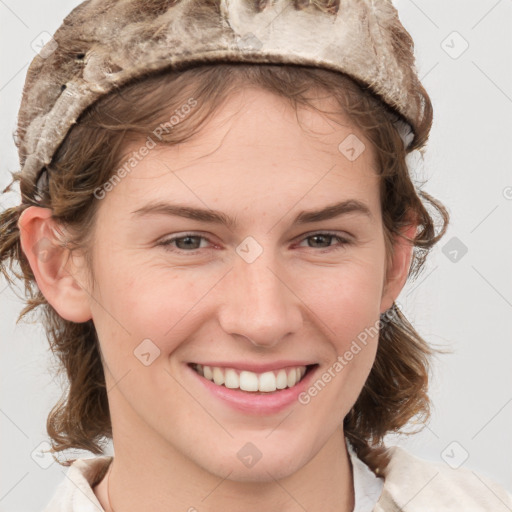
top-left (177, 236), bottom-right (199, 250)
top-left (311, 235), bottom-right (330, 248)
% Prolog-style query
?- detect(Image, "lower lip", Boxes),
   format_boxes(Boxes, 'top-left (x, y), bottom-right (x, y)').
top-left (186, 364), bottom-right (319, 415)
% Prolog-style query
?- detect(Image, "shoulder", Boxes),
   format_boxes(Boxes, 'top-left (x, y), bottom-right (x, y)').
top-left (363, 444), bottom-right (512, 511)
top-left (42, 456), bottom-right (112, 512)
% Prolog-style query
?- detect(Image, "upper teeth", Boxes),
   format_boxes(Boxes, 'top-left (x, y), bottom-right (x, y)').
top-left (193, 364), bottom-right (307, 393)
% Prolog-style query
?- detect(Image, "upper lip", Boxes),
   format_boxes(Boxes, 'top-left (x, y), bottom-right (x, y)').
top-left (189, 361), bottom-right (317, 373)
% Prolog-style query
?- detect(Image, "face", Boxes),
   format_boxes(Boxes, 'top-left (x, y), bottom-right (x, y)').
top-left (31, 87), bottom-right (407, 482)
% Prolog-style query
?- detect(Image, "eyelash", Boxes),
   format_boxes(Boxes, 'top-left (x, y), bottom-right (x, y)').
top-left (157, 231), bottom-right (352, 254)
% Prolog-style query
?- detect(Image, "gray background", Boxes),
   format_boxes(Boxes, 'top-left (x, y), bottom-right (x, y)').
top-left (1, 0), bottom-right (511, 510)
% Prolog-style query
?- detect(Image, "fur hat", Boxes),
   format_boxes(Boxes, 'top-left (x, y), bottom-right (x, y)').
top-left (16, 0), bottom-right (431, 199)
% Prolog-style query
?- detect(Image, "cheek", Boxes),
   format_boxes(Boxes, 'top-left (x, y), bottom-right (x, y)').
top-left (294, 256), bottom-right (385, 397)
top-left (297, 253), bottom-right (386, 335)
top-left (297, 273), bottom-right (383, 422)
top-left (89, 251), bottom-right (222, 363)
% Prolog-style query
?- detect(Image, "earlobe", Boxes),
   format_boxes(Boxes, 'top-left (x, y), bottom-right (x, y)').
top-left (18, 206), bottom-right (92, 323)
top-left (380, 222), bottom-right (417, 314)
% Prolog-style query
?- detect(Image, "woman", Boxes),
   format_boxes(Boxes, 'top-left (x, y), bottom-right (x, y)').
top-left (1, 1), bottom-right (510, 511)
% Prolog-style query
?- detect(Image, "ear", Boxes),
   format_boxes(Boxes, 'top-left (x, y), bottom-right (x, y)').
top-left (379, 221), bottom-right (417, 314)
top-left (17, 206), bottom-right (92, 323)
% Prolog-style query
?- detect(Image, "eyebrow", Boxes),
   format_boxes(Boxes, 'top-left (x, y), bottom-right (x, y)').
top-left (131, 199), bottom-right (373, 229)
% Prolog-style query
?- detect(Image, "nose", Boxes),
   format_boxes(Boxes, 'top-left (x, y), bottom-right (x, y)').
top-left (217, 250), bottom-right (303, 348)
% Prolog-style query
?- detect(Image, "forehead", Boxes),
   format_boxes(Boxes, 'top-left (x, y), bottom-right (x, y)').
top-left (100, 87), bottom-right (380, 221)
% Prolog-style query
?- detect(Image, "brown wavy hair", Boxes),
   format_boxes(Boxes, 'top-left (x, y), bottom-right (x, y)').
top-left (0, 62), bottom-right (449, 466)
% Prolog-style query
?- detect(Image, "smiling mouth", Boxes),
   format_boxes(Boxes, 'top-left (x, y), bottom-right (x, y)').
top-left (189, 363), bottom-right (317, 393)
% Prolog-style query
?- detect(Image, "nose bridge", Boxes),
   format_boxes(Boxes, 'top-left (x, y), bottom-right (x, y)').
top-left (218, 245), bottom-right (302, 347)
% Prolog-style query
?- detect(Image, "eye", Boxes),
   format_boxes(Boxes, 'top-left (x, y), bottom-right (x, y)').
top-left (156, 231), bottom-right (352, 255)
top-left (157, 233), bottom-right (212, 252)
top-left (297, 232), bottom-right (352, 251)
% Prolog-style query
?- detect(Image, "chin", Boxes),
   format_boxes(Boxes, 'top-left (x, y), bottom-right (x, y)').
top-left (211, 457), bottom-right (305, 484)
